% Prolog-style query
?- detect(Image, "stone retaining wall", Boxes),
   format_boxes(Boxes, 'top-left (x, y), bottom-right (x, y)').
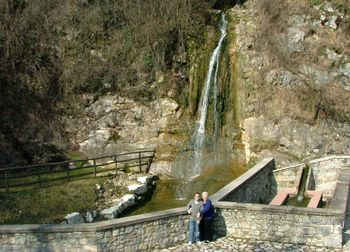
top-left (273, 163), bottom-right (304, 191)
top-left (213, 202), bottom-right (344, 248)
top-left (211, 156), bottom-right (350, 249)
top-left (0, 208), bottom-right (188, 252)
top-left (211, 158), bottom-right (277, 204)
top-left (308, 155), bottom-right (350, 200)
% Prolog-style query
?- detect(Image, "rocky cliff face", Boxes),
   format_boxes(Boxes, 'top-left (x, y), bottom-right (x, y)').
top-left (231, 0), bottom-right (350, 165)
top-left (66, 0), bottom-right (350, 173)
top-left (66, 94), bottom-right (193, 176)
top-left (2, 0), bottom-right (349, 172)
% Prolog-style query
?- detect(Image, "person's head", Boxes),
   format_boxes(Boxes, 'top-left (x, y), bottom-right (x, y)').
top-left (194, 192), bottom-right (200, 201)
top-left (202, 191), bottom-right (208, 201)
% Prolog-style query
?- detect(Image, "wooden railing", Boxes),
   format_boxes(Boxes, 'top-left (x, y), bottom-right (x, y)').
top-left (0, 150), bottom-right (155, 193)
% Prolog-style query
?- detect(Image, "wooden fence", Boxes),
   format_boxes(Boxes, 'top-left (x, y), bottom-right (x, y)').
top-left (0, 150), bottom-right (155, 193)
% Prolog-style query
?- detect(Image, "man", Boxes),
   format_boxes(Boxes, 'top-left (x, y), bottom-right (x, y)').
top-left (187, 192), bottom-right (203, 245)
top-left (198, 191), bottom-right (214, 243)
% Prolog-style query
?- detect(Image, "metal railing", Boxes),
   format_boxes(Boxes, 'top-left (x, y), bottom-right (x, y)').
top-left (0, 150), bottom-right (155, 193)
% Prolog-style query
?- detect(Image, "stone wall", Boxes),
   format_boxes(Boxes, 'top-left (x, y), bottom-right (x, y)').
top-left (211, 156), bottom-right (350, 249)
top-left (0, 208), bottom-right (188, 252)
top-left (308, 155), bottom-right (350, 200)
top-left (0, 231), bottom-right (97, 252)
top-left (273, 163), bottom-right (304, 191)
top-left (213, 202), bottom-right (344, 248)
top-left (211, 158), bottom-right (276, 204)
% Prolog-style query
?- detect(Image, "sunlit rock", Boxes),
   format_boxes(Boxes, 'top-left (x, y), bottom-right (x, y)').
top-left (65, 212), bottom-right (84, 224)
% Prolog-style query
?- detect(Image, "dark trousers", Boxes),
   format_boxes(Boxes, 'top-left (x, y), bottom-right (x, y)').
top-left (200, 218), bottom-right (212, 241)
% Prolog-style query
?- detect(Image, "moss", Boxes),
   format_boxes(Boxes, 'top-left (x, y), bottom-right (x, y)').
top-left (187, 24), bottom-right (220, 116)
top-left (220, 11), bottom-right (240, 128)
top-left (309, 0), bottom-right (321, 6)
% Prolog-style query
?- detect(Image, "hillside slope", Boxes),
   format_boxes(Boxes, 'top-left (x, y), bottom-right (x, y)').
top-left (0, 0), bottom-right (349, 168)
top-left (0, 0), bottom-right (215, 166)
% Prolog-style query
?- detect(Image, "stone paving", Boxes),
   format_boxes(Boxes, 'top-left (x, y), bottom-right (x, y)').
top-left (155, 237), bottom-right (343, 252)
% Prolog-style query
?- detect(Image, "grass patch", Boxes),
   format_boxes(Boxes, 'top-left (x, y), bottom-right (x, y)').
top-left (0, 177), bottom-right (104, 224)
top-left (310, 0), bottom-right (321, 6)
top-left (0, 166), bottom-right (106, 192)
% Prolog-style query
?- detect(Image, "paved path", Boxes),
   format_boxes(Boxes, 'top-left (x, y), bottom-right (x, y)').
top-left (155, 237), bottom-right (343, 252)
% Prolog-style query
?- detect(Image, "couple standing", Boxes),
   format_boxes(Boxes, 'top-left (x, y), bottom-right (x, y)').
top-left (187, 191), bottom-right (215, 245)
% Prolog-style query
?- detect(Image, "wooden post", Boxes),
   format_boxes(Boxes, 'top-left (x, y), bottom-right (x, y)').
top-left (93, 159), bottom-right (97, 177)
top-left (139, 152), bottom-right (142, 173)
top-left (146, 152), bottom-right (154, 173)
top-left (5, 171), bottom-right (9, 193)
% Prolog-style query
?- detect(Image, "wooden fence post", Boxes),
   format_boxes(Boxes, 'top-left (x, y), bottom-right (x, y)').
top-left (5, 171), bottom-right (9, 193)
top-left (139, 152), bottom-right (142, 173)
top-left (146, 152), bottom-right (154, 173)
top-left (93, 159), bottom-right (97, 177)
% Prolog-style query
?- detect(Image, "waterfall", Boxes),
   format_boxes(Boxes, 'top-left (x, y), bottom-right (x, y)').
top-left (190, 13), bottom-right (228, 179)
top-left (193, 13), bottom-right (227, 150)
top-left (170, 13), bottom-right (228, 194)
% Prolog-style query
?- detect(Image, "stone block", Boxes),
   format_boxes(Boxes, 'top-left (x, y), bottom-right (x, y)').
top-left (79, 238), bottom-right (89, 245)
top-left (137, 175), bottom-right (152, 184)
top-left (127, 184), bottom-right (147, 195)
top-left (14, 236), bottom-right (26, 245)
top-left (96, 232), bottom-right (104, 240)
top-left (319, 226), bottom-right (331, 236)
top-left (138, 243), bottom-right (148, 250)
top-left (100, 206), bottom-right (119, 219)
top-left (323, 237), bottom-right (342, 248)
top-left (65, 212), bottom-right (84, 224)
top-left (112, 230), bottom-right (119, 236)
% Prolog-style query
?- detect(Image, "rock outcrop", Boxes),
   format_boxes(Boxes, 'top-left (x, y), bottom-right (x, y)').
top-left (67, 95), bottom-right (190, 176)
top-left (231, 0), bottom-right (350, 165)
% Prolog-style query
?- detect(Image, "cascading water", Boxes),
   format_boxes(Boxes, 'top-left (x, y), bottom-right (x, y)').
top-left (191, 13), bottom-right (228, 179)
top-left (124, 13), bottom-right (246, 214)
top-left (169, 12), bottom-right (233, 200)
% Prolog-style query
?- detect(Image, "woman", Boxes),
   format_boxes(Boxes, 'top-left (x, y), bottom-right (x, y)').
top-left (198, 191), bottom-right (214, 243)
